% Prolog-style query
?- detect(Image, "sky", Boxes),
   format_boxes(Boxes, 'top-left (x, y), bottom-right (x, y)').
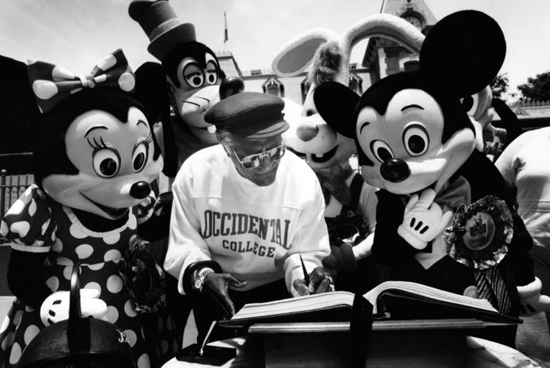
top-left (1, 0), bottom-right (550, 95)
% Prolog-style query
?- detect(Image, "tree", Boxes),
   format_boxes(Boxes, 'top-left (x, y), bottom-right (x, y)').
top-left (517, 71), bottom-right (550, 102)
top-left (0, 54), bottom-right (39, 155)
top-left (490, 73), bottom-right (509, 99)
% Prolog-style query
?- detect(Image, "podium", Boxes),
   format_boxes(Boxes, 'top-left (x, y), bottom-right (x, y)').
top-left (248, 319), bottom-right (509, 368)
top-left (162, 319), bottom-right (541, 367)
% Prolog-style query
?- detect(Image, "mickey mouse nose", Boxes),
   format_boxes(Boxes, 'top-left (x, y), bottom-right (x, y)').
top-left (129, 181), bottom-right (152, 199)
top-left (380, 158), bottom-right (410, 183)
top-left (220, 76), bottom-right (245, 100)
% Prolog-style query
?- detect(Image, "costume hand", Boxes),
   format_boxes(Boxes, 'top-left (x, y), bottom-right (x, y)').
top-left (518, 277), bottom-right (550, 316)
top-left (294, 267), bottom-right (334, 296)
top-left (202, 273), bottom-right (247, 319)
top-left (40, 289), bottom-right (108, 326)
top-left (397, 189), bottom-right (454, 250)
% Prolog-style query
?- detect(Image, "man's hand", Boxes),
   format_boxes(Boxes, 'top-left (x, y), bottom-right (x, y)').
top-left (294, 267), bottom-right (334, 296)
top-left (397, 189), bottom-right (453, 250)
top-left (202, 273), bottom-right (247, 319)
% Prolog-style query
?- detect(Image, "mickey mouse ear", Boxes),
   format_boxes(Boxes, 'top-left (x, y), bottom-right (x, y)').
top-left (420, 10), bottom-right (506, 98)
top-left (314, 82), bottom-right (360, 138)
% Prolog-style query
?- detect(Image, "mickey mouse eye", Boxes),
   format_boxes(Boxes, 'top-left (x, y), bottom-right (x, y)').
top-left (205, 61), bottom-right (219, 85)
top-left (183, 64), bottom-right (204, 88)
top-left (371, 140), bottom-right (394, 163)
top-left (403, 124), bottom-right (429, 157)
top-left (132, 142), bottom-right (149, 173)
top-left (93, 148), bottom-right (120, 178)
top-left (461, 94), bottom-right (479, 116)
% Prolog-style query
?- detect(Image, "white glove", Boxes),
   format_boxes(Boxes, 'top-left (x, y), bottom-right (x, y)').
top-left (40, 289), bottom-right (108, 326)
top-left (398, 189), bottom-right (454, 250)
top-left (517, 277), bottom-right (550, 317)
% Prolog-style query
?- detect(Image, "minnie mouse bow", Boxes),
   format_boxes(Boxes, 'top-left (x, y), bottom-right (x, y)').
top-left (28, 48), bottom-right (136, 113)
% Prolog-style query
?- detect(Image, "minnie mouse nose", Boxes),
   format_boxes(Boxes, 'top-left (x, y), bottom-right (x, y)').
top-left (220, 76), bottom-right (245, 100)
top-left (129, 181), bottom-right (152, 199)
top-left (380, 158), bottom-right (410, 183)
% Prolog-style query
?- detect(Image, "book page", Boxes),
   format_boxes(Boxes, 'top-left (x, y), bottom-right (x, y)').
top-left (363, 281), bottom-right (496, 314)
top-left (230, 291), bottom-right (355, 321)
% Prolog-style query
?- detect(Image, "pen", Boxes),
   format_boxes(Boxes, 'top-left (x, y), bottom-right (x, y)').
top-left (300, 255), bottom-right (310, 287)
top-left (199, 321), bottom-right (217, 356)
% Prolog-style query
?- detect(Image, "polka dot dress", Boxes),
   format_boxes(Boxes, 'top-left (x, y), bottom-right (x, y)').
top-left (0, 185), bottom-right (179, 368)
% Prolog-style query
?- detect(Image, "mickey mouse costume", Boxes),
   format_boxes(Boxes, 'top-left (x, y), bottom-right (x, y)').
top-left (314, 10), bottom-right (544, 346)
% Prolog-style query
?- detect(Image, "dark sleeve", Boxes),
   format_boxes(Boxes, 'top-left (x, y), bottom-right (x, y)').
top-left (372, 190), bottom-right (416, 266)
top-left (7, 249), bottom-right (52, 309)
top-left (138, 192), bottom-right (172, 241)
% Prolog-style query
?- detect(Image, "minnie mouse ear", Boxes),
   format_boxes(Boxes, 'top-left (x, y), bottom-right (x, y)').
top-left (314, 81), bottom-right (360, 138)
top-left (420, 10), bottom-right (506, 98)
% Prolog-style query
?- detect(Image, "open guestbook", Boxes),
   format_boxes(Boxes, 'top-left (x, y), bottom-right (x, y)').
top-left (218, 280), bottom-right (521, 329)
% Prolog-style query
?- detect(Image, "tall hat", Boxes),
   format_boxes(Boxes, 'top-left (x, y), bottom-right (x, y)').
top-left (129, 0), bottom-right (196, 61)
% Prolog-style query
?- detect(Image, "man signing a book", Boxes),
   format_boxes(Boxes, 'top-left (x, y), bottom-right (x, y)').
top-left (164, 92), bottom-right (334, 343)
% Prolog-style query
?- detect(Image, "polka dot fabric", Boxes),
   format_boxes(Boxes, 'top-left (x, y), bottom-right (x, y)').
top-left (0, 185), bottom-right (179, 368)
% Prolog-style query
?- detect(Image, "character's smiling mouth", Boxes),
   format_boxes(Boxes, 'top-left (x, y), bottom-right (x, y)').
top-left (310, 145), bottom-right (338, 163)
top-left (81, 193), bottom-right (129, 219)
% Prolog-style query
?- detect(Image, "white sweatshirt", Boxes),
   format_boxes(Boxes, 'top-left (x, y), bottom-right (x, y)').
top-left (165, 145), bottom-right (330, 296)
top-left (496, 127), bottom-right (550, 250)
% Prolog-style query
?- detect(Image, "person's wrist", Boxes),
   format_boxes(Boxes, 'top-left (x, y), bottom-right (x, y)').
top-left (193, 267), bottom-right (216, 292)
top-left (183, 261), bottom-right (222, 295)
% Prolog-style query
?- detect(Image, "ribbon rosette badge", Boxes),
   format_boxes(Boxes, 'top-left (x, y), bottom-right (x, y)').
top-left (446, 195), bottom-right (513, 270)
top-left (462, 211), bottom-right (496, 251)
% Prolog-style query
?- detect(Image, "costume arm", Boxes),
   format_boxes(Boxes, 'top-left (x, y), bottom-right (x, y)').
top-left (1, 184), bottom-right (57, 308)
top-left (284, 178), bottom-right (330, 297)
top-left (371, 190), bottom-right (416, 266)
top-left (164, 173), bottom-right (211, 295)
top-left (352, 183), bottom-right (378, 260)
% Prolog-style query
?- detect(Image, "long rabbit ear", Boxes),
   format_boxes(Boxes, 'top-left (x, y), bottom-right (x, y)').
top-left (420, 10), bottom-right (506, 99)
top-left (341, 13), bottom-right (425, 56)
top-left (272, 28), bottom-right (340, 77)
top-left (338, 13), bottom-right (425, 85)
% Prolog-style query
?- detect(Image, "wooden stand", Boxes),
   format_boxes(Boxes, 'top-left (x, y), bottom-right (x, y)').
top-left (248, 319), bottom-right (504, 368)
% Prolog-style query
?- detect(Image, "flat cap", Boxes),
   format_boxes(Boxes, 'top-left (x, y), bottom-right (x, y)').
top-left (205, 92), bottom-right (289, 139)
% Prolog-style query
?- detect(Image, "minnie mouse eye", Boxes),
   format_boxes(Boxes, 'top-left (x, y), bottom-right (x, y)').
top-left (371, 140), bottom-right (394, 163)
top-left (93, 148), bottom-right (120, 178)
top-left (403, 124), bottom-right (429, 157)
top-left (132, 142), bottom-right (149, 173)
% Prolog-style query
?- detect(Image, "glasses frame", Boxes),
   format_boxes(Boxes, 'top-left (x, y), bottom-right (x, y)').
top-left (231, 143), bottom-right (287, 170)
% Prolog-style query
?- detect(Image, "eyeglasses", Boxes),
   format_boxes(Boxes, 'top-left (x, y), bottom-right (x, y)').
top-left (232, 143), bottom-right (286, 170)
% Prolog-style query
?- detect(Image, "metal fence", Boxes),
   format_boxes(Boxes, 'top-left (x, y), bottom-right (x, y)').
top-left (0, 170), bottom-right (34, 220)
